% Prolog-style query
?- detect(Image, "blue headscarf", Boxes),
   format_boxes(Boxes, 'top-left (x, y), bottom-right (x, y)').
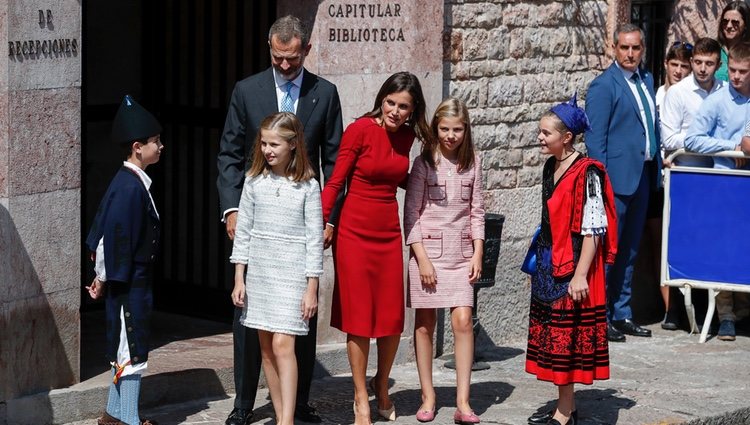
top-left (549, 93), bottom-right (591, 136)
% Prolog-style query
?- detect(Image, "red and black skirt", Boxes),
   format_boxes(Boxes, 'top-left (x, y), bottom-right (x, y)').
top-left (525, 247), bottom-right (610, 385)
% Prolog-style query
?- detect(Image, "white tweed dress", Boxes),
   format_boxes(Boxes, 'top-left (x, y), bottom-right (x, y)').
top-left (230, 172), bottom-right (324, 335)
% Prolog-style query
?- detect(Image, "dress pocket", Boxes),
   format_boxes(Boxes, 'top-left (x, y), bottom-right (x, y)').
top-left (460, 230), bottom-right (474, 258)
top-left (423, 232), bottom-right (443, 259)
top-left (460, 180), bottom-right (473, 201)
top-left (427, 182), bottom-right (447, 201)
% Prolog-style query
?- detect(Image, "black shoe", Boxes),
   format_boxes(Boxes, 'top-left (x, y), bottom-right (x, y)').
top-left (607, 323), bottom-right (626, 342)
top-left (528, 409), bottom-right (577, 425)
top-left (612, 319), bottom-right (652, 337)
top-left (661, 310), bottom-right (679, 330)
top-left (549, 415), bottom-right (576, 425)
top-left (528, 410), bottom-right (552, 424)
top-left (295, 403), bottom-right (322, 423)
top-left (225, 408), bottom-right (253, 425)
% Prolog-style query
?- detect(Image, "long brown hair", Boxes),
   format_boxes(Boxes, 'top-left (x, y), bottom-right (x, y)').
top-left (719, 1), bottom-right (750, 48)
top-left (362, 71), bottom-right (430, 142)
top-left (246, 112), bottom-right (315, 182)
top-left (421, 97), bottom-right (475, 172)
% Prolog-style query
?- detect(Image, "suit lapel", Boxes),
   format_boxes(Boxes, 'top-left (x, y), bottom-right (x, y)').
top-left (296, 69), bottom-right (319, 128)
top-left (257, 68), bottom-right (279, 115)
top-left (609, 64), bottom-right (644, 129)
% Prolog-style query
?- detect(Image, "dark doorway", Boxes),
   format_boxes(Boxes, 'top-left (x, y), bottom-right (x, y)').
top-left (631, 0), bottom-right (673, 87)
top-left (82, 0), bottom-right (277, 322)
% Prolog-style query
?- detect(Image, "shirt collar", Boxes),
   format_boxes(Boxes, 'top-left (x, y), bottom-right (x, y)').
top-left (123, 161), bottom-right (152, 190)
top-left (272, 67), bottom-right (305, 90)
top-left (615, 61), bottom-right (639, 81)
top-left (688, 74), bottom-right (723, 94)
top-left (727, 84), bottom-right (750, 102)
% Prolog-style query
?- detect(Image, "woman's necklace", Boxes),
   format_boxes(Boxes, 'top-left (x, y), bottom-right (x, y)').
top-left (554, 150), bottom-right (578, 184)
top-left (558, 149), bottom-right (577, 162)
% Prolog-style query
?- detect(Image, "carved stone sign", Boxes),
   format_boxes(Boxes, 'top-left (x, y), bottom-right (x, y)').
top-left (303, 0), bottom-right (443, 75)
top-left (9, 9), bottom-right (79, 59)
top-left (326, 3), bottom-right (405, 42)
top-left (7, 2), bottom-right (82, 90)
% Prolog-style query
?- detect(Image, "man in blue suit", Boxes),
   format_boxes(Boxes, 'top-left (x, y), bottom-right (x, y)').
top-left (585, 23), bottom-right (660, 342)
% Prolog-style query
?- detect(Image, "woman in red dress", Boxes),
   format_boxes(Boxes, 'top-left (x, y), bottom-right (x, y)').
top-left (525, 95), bottom-right (618, 425)
top-left (321, 72), bottom-right (429, 425)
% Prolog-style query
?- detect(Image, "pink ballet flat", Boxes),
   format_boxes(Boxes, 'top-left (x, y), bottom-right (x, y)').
top-left (416, 408), bottom-right (436, 422)
top-left (454, 409), bottom-right (480, 424)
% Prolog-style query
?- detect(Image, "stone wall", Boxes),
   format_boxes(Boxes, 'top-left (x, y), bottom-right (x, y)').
top-left (442, 0), bottom-right (610, 349)
top-left (667, 0), bottom-right (725, 45)
top-left (0, 0), bottom-right (81, 414)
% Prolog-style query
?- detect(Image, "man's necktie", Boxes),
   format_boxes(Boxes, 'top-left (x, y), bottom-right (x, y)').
top-left (280, 81), bottom-right (295, 113)
top-left (632, 73), bottom-right (658, 159)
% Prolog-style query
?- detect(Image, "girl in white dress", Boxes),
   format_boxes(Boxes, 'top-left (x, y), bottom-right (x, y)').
top-left (230, 112), bottom-right (324, 425)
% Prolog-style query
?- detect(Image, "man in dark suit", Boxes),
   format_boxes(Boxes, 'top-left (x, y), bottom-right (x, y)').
top-left (216, 15), bottom-right (343, 425)
top-left (585, 23), bottom-right (660, 343)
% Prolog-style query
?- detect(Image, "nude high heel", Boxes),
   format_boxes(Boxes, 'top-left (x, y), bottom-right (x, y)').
top-left (368, 378), bottom-right (396, 421)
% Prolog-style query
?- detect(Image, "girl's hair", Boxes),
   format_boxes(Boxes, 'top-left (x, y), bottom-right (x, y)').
top-left (421, 97), bottom-right (475, 172)
top-left (541, 110), bottom-right (575, 142)
top-left (719, 1), bottom-right (750, 47)
top-left (246, 112), bottom-right (315, 182)
top-left (362, 71), bottom-right (430, 142)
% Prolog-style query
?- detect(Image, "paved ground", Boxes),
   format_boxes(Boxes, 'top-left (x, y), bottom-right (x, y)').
top-left (65, 323), bottom-right (750, 425)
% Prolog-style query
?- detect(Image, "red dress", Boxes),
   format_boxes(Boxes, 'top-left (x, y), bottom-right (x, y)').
top-left (322, 117), bottom-right (415, 338)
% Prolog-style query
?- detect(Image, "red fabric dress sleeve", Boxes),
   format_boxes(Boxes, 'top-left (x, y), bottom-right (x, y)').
top-left (321, 119), bottom-right (365, 223)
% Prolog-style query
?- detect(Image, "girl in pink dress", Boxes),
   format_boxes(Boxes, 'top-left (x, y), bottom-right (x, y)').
top-left (404, 97), bottom-right (485, 424)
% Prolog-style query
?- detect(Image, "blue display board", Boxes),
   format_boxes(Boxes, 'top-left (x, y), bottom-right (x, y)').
top-left (667, 170), bottom-right (750, 286)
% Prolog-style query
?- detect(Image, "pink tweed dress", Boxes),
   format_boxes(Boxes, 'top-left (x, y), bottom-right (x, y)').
top-left (404, 155), bottom-right (485, 309)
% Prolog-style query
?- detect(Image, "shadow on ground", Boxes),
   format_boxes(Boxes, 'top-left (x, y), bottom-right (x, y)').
top-left (531, 388), bottom-right (636, 425)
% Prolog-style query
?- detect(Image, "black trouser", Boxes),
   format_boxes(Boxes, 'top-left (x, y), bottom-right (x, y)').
top-left (232, 306), bottom-right (318, 409)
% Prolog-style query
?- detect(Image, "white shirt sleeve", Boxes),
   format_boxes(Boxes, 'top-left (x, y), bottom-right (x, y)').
top-left (94, 237), bottom-right (107, 282)
top-left (581, 172), bottom-right (608, 236)
top-left (660, 85), bottom-right (686, 151)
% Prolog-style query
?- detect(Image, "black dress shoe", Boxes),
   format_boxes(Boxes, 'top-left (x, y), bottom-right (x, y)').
top-left (528, 409), bottom-right (577, 425)
top-left (612, 319), bottom-right (652, 337)
top-left (225, 408), bottom-right (253, 425)
top-left (295, 403), bottom-right (322, 423)
top-left (607, 323), bottom-right (626, 342)
top-left (528, 410), bottom-right (552, 424)
top-left (661, 310), bottom-right (679, 330)
top-left (549, 415), bottom-right (576, 425)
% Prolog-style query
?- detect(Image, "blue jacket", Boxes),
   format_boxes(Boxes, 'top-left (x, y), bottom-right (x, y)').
top-left (86, 167), bottom-right (160, 364)
top-left (585, 63), bottom-right (663, 196)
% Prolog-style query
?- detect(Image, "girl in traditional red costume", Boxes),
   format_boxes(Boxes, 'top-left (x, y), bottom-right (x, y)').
top-left (525, 95), bottom-right (618, 425)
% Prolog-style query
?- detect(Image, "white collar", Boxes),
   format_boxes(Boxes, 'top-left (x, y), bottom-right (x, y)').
top-left (272, 67), bottom-right (305, 90)
top-left (688, 74), bottom-right (722, 94)
top-left (123, 161), bottom-right (152, 190)
top-left (615, 60), bottom-right (640, 81)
